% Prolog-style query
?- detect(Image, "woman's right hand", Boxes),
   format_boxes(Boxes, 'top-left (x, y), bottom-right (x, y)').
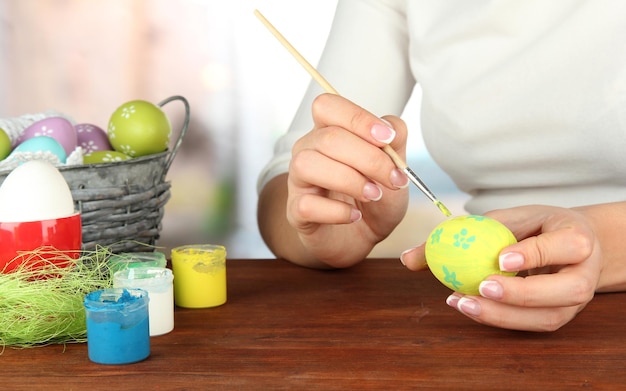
top-left (278, 93), bottom-right (411, 268)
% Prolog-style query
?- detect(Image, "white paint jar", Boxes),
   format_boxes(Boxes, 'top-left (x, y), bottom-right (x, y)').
top-left (113, 266), bottom-right (174, 336)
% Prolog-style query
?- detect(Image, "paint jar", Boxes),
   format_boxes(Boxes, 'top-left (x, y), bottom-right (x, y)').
top-left (84, 288), bottom-right (150, 365)
top-left (113, 267), bottom-right (174, 336)
top-left (108, 251), bottom-right (167, 275)
top-left (171, 244), bottom-right (227, 308)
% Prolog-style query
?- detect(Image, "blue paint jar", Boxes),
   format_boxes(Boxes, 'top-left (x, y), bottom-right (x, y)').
top-left (84, 288), bottom-right (150, 365)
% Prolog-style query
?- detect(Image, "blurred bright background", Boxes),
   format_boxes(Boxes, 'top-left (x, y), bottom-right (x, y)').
top-left (0, 0), bottom-right (467, 259)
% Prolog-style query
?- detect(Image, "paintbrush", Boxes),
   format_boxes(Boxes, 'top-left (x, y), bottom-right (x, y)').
top-left (254, 9), bottom-right (451, 217)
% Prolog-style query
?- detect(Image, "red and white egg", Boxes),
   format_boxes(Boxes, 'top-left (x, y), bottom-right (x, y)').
top-left (0, 160), bottom-right (82, 273)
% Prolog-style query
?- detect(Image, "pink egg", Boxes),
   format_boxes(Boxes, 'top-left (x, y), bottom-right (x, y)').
top-left (19, 117), bottom-right (77, 156)
top-left (75, 123), bottom-right (113, 154)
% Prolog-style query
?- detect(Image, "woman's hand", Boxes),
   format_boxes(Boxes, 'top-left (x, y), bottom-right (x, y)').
top-left (280, 93), bottom-right (410, 268)
top-left (400, 204), bottom-right (621, 332)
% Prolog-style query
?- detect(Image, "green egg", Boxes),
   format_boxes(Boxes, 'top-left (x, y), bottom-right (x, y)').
top-left (84, 150), bottom-right (131, 164)
top-left (0, 128), bottom-right (12, 160)
top-left (425, 215), bottom-right (518, 295)
top-left (107, 100), bottom-right (171, 158)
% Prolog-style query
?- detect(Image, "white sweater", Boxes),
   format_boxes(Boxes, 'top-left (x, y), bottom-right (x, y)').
top-left (257, 0), bottom-right (626, 214)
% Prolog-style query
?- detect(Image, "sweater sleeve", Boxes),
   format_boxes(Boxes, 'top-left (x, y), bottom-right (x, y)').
top-left (257, 0), bottom-right (416, 192)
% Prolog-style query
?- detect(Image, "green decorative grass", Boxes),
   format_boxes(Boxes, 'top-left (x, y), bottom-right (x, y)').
top-left (0, 246), bottom-right (114, 349)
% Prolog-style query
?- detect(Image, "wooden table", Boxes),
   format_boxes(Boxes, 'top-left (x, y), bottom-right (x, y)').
top-left (3, 259), bottom-right (625, 390)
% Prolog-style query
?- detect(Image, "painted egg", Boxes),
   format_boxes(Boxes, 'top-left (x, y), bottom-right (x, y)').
top-left (425, 215), bottom-right (518, 295)
top-left (83, 150), bottom-right (130, 164)
top-left (107, 100), bottom-right (171, 157)
top-left (0, 160), bottom-right (75, 222)
top-left (75, 123), bottom-right (112, 154)
top-left (0, 128), bottom-right (11, 160)
top-left (18, 116), bottom-right (77, 156)
top-left (12, 136), bottom-right (67, 163)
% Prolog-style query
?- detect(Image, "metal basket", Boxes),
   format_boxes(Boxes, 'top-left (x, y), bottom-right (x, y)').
top-left (0, 95), bottom-right (190, 253)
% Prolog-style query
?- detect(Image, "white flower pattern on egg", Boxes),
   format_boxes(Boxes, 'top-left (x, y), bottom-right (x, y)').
top-left (108, 123), bottom-right (116, 139)
top-left (102, 152), bottom-right (126, 162)
top-left (78, 125), bottom-right (95, 133)
top-left (121, 105), bottom-right (136, 119)
top-left (118, 144), bottom-right (136, 156)
top-left (83, 140), bottom-right (97, 153)
top-left (36, 125), bottom-right (54, 137)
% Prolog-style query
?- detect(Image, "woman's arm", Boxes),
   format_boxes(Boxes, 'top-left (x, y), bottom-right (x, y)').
top-left (256, 1), bottom-right (416, 268)
top-left (577, 201), bottom-right (626, 292)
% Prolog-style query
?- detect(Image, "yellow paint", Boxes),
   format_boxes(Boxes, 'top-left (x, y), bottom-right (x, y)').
top-left (434, 200), bottom-right (452, 217)
top-left (171, 245), bottom-right (227, 308)
top-left (425, 215), bottom-right (517, 295)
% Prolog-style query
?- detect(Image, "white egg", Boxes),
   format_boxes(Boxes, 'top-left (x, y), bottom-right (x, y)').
top-left (0, 160), bottom-right (75, 222)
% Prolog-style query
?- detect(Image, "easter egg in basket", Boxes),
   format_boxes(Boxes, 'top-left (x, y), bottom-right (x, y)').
top-left (425, 215), bottom-right (517, 295)
top-left (107, 100), bottom-right (171, 157)
top-left (75, 123), bottom-right (112, 154)
top-left (83, 150), bottom-right (130, 164)
top-left (0, 128), bottom-right (11, 160)
top-left (12, 136), bottom-right (67, 163)
top-left (18, 116), bottom-right (77, 156)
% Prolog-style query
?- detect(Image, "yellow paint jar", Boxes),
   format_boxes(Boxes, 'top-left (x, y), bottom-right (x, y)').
top-left (170, 244), bottom-right (227, 308)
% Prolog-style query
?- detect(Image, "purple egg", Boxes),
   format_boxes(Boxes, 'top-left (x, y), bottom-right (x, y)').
top-left (75, 123), bottom-right (113, 154)
top-left (19, 117), bottom-right (77, 156)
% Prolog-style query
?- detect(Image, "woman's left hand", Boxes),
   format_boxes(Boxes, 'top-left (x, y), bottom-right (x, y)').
top-left (401, 205), bottom-right (606, 332)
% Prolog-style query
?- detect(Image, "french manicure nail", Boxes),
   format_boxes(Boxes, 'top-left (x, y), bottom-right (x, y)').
top-left (457, 297), bottom-right (481, 317)
top-left (479, 280), bottom-right (503, 300)
top-left (499, 252), bottom-right (524, 272)
top-left (390, 168), bottom-right (409, 189)
top-left (350, 208), bottom-right (362, 223)
top-left (399, 253), bottom-right (407, 266)
top-left (446, 294), bottom-right (461, 308)
top-left (371, 123), bottom-right (396, 144)
top-left (363, 182), bottom-right (383, 201)
top-left (399, 246), bottom-right (417, 266)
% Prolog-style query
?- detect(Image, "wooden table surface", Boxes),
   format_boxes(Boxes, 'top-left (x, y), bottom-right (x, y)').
top-left (2, 259), bottom-right (625, 390)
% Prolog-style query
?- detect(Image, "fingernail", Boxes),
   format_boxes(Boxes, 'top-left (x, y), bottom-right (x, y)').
top-left (390, 168), bottom-right (409, 189)
top-left (457, 297), bottom-right (481, 317)
top-left (350, 208), bottom-right (362, 223)
top-left (479, 280), bottom-right (503, 299)
top-left (399, 246), bottom-right (417, 266)
top-left (363, 182), bottom-right (383, 201)
top-left (371, 123), bottom-right (396, 144)
top-left (499, 252), bottom-right (524, 272)
top-left (446, 294), bottom-right (461, 308)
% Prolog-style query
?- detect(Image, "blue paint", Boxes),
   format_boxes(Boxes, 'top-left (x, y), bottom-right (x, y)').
top-left (84, 288), bottom-right (150, 365)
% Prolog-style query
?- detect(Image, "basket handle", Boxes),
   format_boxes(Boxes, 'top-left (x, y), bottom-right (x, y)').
top-left (158, 95), bottom-right (191, 177)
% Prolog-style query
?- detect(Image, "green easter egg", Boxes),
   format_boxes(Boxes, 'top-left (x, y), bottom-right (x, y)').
top-left (84, 150), bottom-right (131, 164)
top-left (425, 215), bottom-right (518, 295)
top-left (0, 128), bottom-right (12, 160)
top-left (107, 100), bottom-right (171, 157)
